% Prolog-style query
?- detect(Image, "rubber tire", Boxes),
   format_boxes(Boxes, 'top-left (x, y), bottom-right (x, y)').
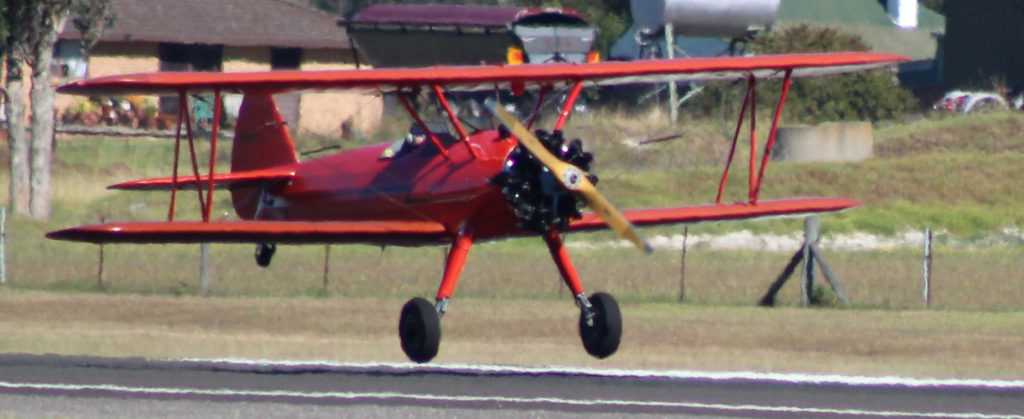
top-left (255, 243), bottom-right (276, 268)
top-left (398, 297), bottom-right (441, 363)
top-left (578, 292), bottom-right (622, 359)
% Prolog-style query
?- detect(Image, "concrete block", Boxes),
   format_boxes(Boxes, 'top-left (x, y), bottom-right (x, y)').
top-left (773, 121), bottom-right (873, 162)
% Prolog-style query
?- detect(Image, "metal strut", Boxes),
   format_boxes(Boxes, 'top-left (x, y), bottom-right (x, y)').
top-left (543, 230), bottom-right (595, 323)
top-left (396, 91), bottom-right (450, 160)
top-left (435, 225), bottom-right (474, 315)
top-left (554, 80), bottom-right (584, 132)
top-left (204, 88), bottom-right (222, 222)
top-left (715, 71), bottom-right (795, 205)
top-left (432, 84), bottom-right (479, 159)
top-left (167, 90), bottom-right (186, 221)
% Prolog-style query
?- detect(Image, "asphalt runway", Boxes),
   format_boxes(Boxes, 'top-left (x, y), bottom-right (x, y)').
top-left (0, 354), bottom-right (1022, 418)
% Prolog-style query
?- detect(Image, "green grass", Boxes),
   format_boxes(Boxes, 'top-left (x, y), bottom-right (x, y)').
top-left (1, 112), bottom-right (1023, 375)
top-left (1, 110), bottom-right (1021, 307)
top-left (6, 213), bottom-right (1023, 311)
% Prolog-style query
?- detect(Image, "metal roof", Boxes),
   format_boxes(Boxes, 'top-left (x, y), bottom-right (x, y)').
top-left (349, 4), bottom-right (587, 28)
top-left (60, 0), bottom-right (349, 49)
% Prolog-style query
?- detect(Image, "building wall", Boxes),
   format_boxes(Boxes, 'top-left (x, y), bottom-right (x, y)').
top-left (58, 42), bottom-right (383, 138)
top-left (297, 48), bottom-right (383, 138)
top-left (943, 0), bottom-right (1024, 89)
top-left (87, 42), bottom-right (160, 76)
top-left (223, 46), bottom-right (271, 72)
top-left (56, 42), bottom-right (161, 115)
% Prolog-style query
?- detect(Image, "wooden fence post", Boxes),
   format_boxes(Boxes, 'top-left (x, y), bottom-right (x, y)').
top-left (1, 207), bottom-right (6, 285)
top-left (678, 227), bottom-right (688, 302)
top-left (923, 227), bottom-right (932, 308)
top-left (761, 216), bottom-right (847, 307)
top-left (97, 216), bottom-right (105, 289)
top-left (323, 244), bottom-right (331, 292)
top-left (199, 243), bottom-right (211, 296)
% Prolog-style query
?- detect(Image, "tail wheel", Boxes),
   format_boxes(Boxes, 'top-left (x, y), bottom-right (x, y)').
top-left (254, 243), bottom-right (276, 267)
top-left (578, 292), bottom-right (622, 359)
top-left (398, 297), bottom-right (441, 363)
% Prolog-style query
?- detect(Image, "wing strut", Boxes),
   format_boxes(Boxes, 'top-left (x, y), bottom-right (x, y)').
top-left (554, 80), bottom-right (584, 132)
top-left (754, 69), bottom-right (794, 199)
top-left (396, 90), bottom-right (450, 160)
top-left (747, 75), bottom-right (758, 203)
top-left (204, 88), bottom-right (223, 222)
top-left (716, 78), bottom-right (753, 204)
top-left (431, 84), bottom-right (479, 159)
top-left (183, 91), bottom-right (207, 217)
top-left (526, 86), bottom-right (549, 129)
top-left (166, 88), bottom-right (225, 222)
top-left (168, 91), bottom-right (185, 221)
top-left (714, 70), bottom-right (794, 205)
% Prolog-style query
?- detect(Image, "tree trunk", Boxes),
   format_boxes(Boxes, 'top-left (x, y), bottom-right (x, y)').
top-left (5, 57), bottom-right (31, 216)
top-left (29, 62), bottom-right (56, 220)
top-left (27, 5), bottom-right (71, 220)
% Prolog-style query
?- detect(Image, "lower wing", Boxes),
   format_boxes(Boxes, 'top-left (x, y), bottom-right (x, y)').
top-left (46, 220), bottom-right (450, 246)
top-left (568, 198), bottom-right (860, 232)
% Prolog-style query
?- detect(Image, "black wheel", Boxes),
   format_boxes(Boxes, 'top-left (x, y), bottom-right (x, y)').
top-left (255, 243), bottom-right (276, 267)
top-left (398, 297), bottom-right (441, 363)
top-left (578, 292), bottom-right (622, 359)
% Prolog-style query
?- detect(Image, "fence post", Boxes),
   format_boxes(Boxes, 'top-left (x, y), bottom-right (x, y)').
top-left (799, 217), bottom-right (820, 306)
top-left (678, 227), bottom-right (688, 302)
top-left (923, 228), bottom-right (932, 308)
top-left (199, 243), bottom-right (211, 296)
top-left (1, 207), bottom-right (6, 285)
top-left (323, 245), bottom-right (331, 292)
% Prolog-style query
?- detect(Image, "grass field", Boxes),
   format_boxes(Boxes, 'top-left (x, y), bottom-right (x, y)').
top-left (1, 290), bottom-right (1021, 378)
top-left (0, 110), bottom-right (1021, 376)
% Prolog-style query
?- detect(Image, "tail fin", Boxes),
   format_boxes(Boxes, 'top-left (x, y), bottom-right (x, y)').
top-left (231, 94), bottom-right (298, 173)
top-left (231, 94), bottom-right (298, 219)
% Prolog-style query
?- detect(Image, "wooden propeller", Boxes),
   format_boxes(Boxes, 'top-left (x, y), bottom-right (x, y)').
top-left (486, 100), bottom-right (652, 253)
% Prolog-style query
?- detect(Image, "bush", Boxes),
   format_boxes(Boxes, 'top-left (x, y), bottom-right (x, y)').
top-left (691, 24), bottom-right (917, 124)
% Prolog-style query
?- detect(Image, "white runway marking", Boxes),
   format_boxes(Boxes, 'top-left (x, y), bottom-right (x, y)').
top-left (183, 358), bottom-right (1024, 389)
top-left (0, 381), bottom-right (1019, 419)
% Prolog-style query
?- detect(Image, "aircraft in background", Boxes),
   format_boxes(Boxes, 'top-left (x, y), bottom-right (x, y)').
top-left (50, 52), bottom-right (906, 363)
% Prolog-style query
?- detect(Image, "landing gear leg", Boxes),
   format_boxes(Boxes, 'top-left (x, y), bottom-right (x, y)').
top-left (255, 243), bottom-right (276, 267)
top-left (398, 226), bottom-right (474, 363)
top-left (544, 230), bottom-right (622, 359)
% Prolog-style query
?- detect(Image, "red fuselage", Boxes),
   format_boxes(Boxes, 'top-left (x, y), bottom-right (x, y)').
top-left (255, 130), bottom-right (522, 242)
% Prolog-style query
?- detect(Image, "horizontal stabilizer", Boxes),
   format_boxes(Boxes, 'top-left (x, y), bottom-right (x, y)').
top-left (568, 198), bottom-right (861, 232)
top-left (109, 168), bottom-right (295, 191)
top-left (47, 220), bottom-right (449, 246)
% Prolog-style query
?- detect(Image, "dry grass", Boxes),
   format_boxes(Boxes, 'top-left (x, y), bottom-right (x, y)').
top-left (7, 212), bottom-right (1024, 312)
top-left (1, 289), bottom-right (1021, 378)
top-left (875, 112), bottom-right (1024, 157)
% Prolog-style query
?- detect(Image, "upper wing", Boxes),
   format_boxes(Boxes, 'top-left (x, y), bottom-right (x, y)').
top-left (58, 52), bottom-right (907, 96)
top-left (567, 198), bottom-right (860, 233)
top-left (46, 220), bottom-right (450, 246)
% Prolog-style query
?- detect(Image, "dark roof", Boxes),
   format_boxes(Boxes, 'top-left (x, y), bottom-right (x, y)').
top-left (60, 0), bottom-right (348, 49)
top-left (350, 4), bottom-right (586, 28)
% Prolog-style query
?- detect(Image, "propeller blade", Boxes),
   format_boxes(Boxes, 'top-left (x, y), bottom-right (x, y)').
top-left (485, 99), bottom-right (652, 253)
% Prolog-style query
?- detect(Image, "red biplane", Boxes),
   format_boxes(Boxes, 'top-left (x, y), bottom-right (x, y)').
top-left (50, 52), bottom-right (906, 363)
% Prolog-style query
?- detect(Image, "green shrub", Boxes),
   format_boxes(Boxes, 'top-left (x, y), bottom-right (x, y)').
top-left (691, 24), bottom-right (917, 124)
